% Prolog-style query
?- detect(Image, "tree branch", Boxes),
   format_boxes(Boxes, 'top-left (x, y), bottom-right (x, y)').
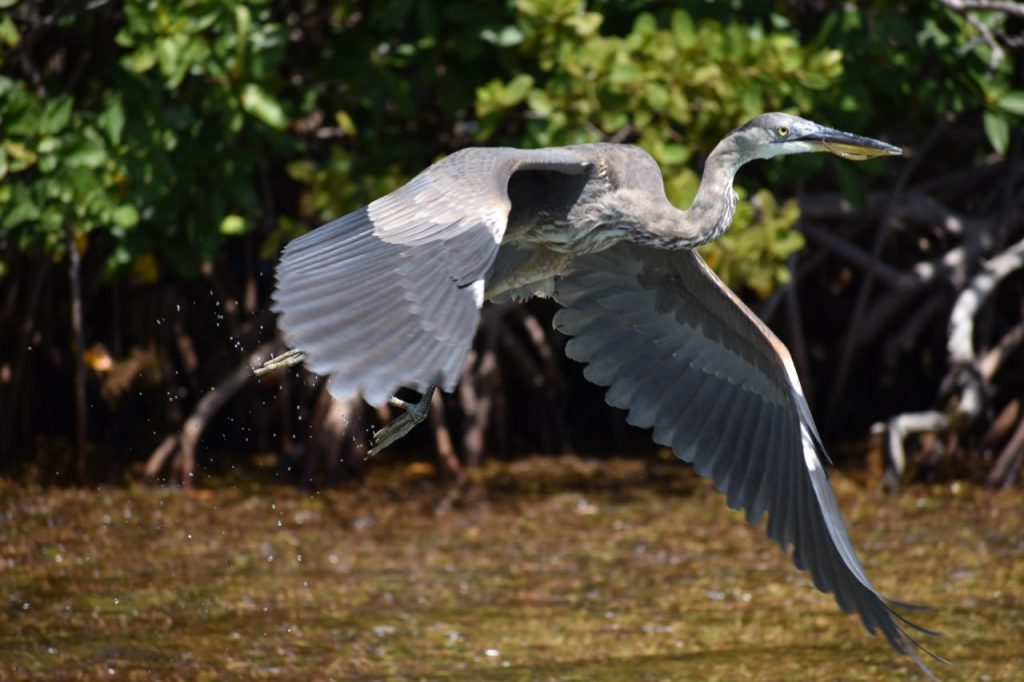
top-left (939, 0), bottom-right (1024, 17)
top-left (145, 340), bottom-right (285, 485)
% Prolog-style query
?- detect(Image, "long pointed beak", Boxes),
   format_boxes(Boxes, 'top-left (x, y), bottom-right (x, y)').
top-left (797, 126), bottom-right (902, 160)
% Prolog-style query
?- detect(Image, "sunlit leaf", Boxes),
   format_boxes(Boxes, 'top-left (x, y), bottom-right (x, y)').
top-left (219, 214), bottom-right (247, 235)
top-left (984, 110), bottom-right (1010, 155)
top-left (0, 14), bottom-right (19, 47)
top-left (996, 91), bottom-right (1024, 116)
top-left (334, 110), bottom-right (357, 136)
top-left (112, 205), bottom-right (139, 228)
top-left (123, 46), bottom-right (156, 72)
top-left (480, 25), bottom-right (524, 47)
top-left (241, 83), bottom-right (286, 129)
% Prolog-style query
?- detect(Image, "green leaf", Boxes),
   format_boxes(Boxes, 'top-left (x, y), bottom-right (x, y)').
top-left (235, 4), bottom-right (252, 43)
top-left (4, 140), bottom-right (37, 170)
top-left (41, 98), bottom-right (73, 135)
top-left (156, 35), bottom-right (185, 78)
top-left (996, 91), bottom-right (1024, 116)
top-left (670, 10), bottom-right (695, 48)
top-left (219, 214), bottom-right (247, 235)
top-left (39, 154), bottom-right (57, 173)
top-left (99, 96), bottom-right (126, 145)
top-left (334, 110), bottom-right (357, 136)
top-left (112, 205), bottom-right (139, 228)
top-left (657, 143), bottom-right (690, 165)
top-left (984, 110), bottom-right (1010, 155)
top-left (2, 191), bottom-right (40, 230)
top-left (123, 46), bottom-right (156, 73)
top-left (64, 138), bottom-right (107, 168)
top-left (501, 74), bottom-right (534, 106)
top-left (609, 62), bottom-right (641, 86)
top-left (480, 25), bottom-right (524, 47)
top-left (0, 14), bottom-right (19, 47)
top-left (285, 160), bottom-right (317, 184)
top-left (241, 83), bottom-right (286, 129)
top-left (37, 137), bottom-right (59, 154)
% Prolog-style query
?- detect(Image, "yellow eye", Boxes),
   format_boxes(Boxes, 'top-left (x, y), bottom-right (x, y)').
top-left (777, 126), bottom-right (790, 137)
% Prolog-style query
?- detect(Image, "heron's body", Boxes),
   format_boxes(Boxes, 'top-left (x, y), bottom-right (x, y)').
top-left (492, 142), bottom-right (731, 299)
top-left (270, 113), bottom-right (937, 675)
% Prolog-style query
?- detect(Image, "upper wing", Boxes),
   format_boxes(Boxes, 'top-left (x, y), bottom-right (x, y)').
top-left (553, 243), bottom-right (935, 670)
top-left (272, 147), bottom-right (591, 406)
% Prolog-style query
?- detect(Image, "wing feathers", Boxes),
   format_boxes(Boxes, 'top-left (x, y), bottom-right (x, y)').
top-left (726, 401), bottom-right (768, 514)
top-left (553, 243), bottom-right (935, 674)
top-left (273, 147), bottom-right (592, 406)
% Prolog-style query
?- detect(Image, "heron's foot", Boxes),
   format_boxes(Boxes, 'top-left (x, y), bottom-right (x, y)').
top-left (368, 386), bottom-right (436, 457)
top-left (253, 348), bottom-right (306, 377)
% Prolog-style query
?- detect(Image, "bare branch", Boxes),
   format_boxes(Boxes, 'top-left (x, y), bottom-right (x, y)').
top-left (948, 236), bottom-right (1024, 365)
top-left (986, 413), bottom-right (1024, 489)
top-left (144, 435), bottom-right (180, 481)
top-left (145, 340), bottom-right (285, 485)
top-left (940, 0), bottom-right (1024, 17)
top-left (823, 118), bottom-right (950, 426)
top-left (978, 321), bottom-right (1024, 379)
top-left (799, 222), bottom-right (918, 289)
top-left (66, 226), bottom-right (88, 483)
top-left (874, 411), bottom-right (951, 490)
top-left (799, 192), bottom-right (988, 237)
top-left (882, 237), bottom-right (1024, 487)
top-left (429, 388), bottom-right (461, 479)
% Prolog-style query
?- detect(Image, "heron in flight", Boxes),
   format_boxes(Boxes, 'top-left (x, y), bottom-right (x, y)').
top-left (268, 112), bottom-right (937, 673)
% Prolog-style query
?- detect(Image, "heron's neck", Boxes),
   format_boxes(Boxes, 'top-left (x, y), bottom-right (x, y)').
top-left (640, 143), bottom-right (743, 250)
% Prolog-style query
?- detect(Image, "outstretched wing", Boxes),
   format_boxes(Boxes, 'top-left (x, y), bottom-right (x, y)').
top-left (272, 147), bottom-right (591, 406)
top-left (553, 243), bottom-right (935, 670)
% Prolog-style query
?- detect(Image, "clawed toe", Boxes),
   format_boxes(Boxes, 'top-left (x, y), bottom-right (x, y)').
top-left (367, 386), bottom-right (436, 457)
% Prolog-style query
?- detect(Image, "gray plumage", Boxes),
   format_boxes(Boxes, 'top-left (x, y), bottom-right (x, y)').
top-left (271, 113), bottom-right (936, 673)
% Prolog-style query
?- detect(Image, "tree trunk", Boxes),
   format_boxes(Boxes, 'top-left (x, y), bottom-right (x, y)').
top-left (67, 227), bottom-right (88, 483)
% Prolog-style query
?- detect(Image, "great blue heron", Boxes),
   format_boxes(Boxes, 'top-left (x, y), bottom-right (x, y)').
top-left (267, 112), bottom-right (938, 673)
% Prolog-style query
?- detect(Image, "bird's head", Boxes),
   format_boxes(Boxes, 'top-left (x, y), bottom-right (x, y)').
top-left (731, 112), bottom-right (902, 162)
